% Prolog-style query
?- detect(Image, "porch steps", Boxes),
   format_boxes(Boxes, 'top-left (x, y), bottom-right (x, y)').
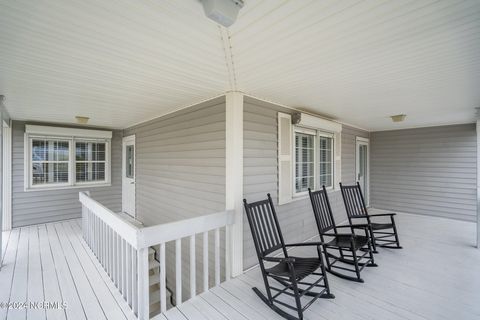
top-left (148, 247), bottom-right (172, 317)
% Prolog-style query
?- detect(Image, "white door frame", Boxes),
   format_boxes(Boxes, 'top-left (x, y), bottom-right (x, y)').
top-left (122, 135), bottom-right (136, 217)
top-left (355, 137), bottom-right (370, 206)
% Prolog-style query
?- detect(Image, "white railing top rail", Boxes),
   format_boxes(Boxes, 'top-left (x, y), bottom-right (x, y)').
top-left (79, 191), bottom-right (139, 248)
top-left (79, 191), bottom-right (235, 249)
top-left (137, 210), bottom-right (235, 248)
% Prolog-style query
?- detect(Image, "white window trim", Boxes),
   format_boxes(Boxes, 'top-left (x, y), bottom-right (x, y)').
top-left (24, 126), bottom-right (112, 192)
top-left (292, 127), bottom-right (335, 198)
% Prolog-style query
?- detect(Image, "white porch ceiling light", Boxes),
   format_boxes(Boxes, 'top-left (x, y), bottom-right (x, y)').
top-left (390, 114), bottom-right (407, 122)
top-left (201, 0), bottom-right (244, 27)
top-left (75, 116), bottom-right (90, 124)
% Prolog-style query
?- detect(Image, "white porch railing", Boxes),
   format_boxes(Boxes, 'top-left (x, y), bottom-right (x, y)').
top-left (79, 191), bottom-right (235, 320)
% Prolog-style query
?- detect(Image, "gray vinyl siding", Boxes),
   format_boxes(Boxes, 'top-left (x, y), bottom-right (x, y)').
top-left (123, 97), bottom-right (226, 226)
top-left (123, 97), bottom-right (226, 300)
top-left (370, 124), bottom-right (476, 222)
top-left (243, 97), bottom-right (370, 269)
top-left (341, 125), bottom-right (369, 184)
top-left (11, 121), bottom-right (122, 227)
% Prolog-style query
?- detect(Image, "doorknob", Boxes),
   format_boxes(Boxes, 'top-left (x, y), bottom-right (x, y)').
top-left (130, 181), bottom-right (135, 184)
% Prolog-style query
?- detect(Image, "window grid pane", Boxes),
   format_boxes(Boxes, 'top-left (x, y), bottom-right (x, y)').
top-left (295, 133), bottom-right (315, 193)
top-left (75, 141), bottom-right (107, 183)
top-left (319, 136), bottom-right (333, 188)
top-left (31, 139), bottom-right (70, 185)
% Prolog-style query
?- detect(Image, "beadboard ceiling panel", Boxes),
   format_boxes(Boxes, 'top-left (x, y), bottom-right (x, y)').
top-left (0, 0), bottom-right (229, 128)
top-left (1, 0), bottom-right (479, 130)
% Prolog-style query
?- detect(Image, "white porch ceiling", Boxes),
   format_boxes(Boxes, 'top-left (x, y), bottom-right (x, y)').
top-left (0, 0), bottom-right (479, 131)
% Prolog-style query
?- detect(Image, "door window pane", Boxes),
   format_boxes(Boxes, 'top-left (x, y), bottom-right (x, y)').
top-left (126, 145), bottom-right (134, 178)
top-left (295, 133), bottom-right (315, 192)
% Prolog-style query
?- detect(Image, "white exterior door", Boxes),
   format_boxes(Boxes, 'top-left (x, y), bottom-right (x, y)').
top-left (356, 137), bottom-right (370, 206)
top-left (122, 135), bottom-right (136, 217)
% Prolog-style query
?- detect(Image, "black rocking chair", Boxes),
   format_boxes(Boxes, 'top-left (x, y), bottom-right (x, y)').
top-left (243, 194), bottom-right (334, 320)
top-left (340, 182), bottom-right (402, 252)
top-left (308, 187), bottom-right (376, 283)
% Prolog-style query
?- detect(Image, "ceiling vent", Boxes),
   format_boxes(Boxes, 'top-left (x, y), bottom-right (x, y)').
top-left (201, 0), bottom-right (244, 27)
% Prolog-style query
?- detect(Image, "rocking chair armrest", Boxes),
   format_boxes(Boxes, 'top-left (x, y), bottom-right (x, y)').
top-left (284, 241), bottom-right (324, 248)
top-left (263, 256), bottom-right (295, 263)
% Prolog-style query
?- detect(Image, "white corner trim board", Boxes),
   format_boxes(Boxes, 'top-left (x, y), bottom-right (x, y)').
top-left (225, 91), bottom-right (244, 277)
top-left (25, 125), bottom-right (112, 139)
top-left (2, 125), bottom-right (12, 231)
top-left (476, 120), bottom-right (480, 248)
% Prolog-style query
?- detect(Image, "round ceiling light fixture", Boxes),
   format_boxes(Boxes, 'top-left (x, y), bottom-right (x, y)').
top-left (75, 116), bottom-right (90, 124)
top-left (390, 114), bottom-right (407, 123)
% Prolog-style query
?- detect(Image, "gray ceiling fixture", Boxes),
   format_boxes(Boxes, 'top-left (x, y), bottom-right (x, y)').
top-left (201, 0), bottom-right (244, 27)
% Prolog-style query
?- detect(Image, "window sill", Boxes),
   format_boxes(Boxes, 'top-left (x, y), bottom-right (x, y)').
top-left (24, 183), bottom-right (112, 192)
top-left (279, 188), bottom-right (338, 206)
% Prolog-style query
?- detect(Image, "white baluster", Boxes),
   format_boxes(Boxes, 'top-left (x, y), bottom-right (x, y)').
top-left (126, 243), bottom-right (132, 306)
top-left (175, 239), bottom-right (182, 305)
top-left (132, 248), bottom-right (138, 315)
top-left (190, 235), bottom-right (196, 298)
top-left (215, 228), bottom-right (220, 286)
top-left (159, 243), bottom-right (166, 313)
top-left (203, 231), bottom-right (209, 292)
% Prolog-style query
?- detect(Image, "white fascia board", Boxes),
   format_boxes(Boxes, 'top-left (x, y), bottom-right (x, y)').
top-left (25, 125), bottom-right (112, 139)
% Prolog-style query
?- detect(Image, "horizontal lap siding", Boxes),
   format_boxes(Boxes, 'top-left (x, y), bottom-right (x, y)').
top-left (11, 121), bottom-right (122, 227)
top-left (341, 125), bottom-right (369, 185)
top-left (123, 99), bottom-right (226, 226)
top-left (242, 98), bottom-right (369, 269)
top-left (124, 97), bottom-right (226, 300)
top-left (370, 124), bottom-right (476, 222)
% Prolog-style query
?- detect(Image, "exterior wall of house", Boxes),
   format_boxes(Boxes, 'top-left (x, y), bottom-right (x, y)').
top-left (371, 123), bottom-right (476, 222)
top-left (123, 96), bottom-right (226, 300)
top-left (242, 97), bottom-right (370, 269)
top-left (11, 121), bottom-right (122, 227)
top-left (123, 96), bottom-right (226, 226)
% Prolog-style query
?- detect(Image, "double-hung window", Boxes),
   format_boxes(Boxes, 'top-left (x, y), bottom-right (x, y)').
top-left (25, 125), bottom-right (112, 191)
top-left (294, 128), bottom-right (334, 195)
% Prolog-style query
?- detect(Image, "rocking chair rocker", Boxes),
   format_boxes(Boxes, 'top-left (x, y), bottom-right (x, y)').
top-left (243, 194), bottom-right (334, 320)
top-left (308, 187), bottom-right (377, 283)
top-left (340, 182), bottom-right (402, 252)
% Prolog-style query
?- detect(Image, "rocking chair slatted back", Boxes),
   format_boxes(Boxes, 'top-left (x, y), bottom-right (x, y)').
top-left (308, 186), bottom-right (336, 234)
top-left (340, 182), bottom-right (368, 219)
top-left (243, 194), bottom-right (287, 258)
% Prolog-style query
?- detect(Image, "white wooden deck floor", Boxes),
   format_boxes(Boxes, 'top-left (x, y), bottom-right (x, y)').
top-left (2, 213), bottom-right (480, 320)
top-left (0, 219), bottom-right (136, 320)
top-left (159, 212), bottom-right (480, 320)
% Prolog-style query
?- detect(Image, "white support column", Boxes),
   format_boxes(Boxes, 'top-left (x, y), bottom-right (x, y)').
top-left (476, 120), bottom-right (480, 248)
top-left (225, 91), bottom-right (244, 277)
